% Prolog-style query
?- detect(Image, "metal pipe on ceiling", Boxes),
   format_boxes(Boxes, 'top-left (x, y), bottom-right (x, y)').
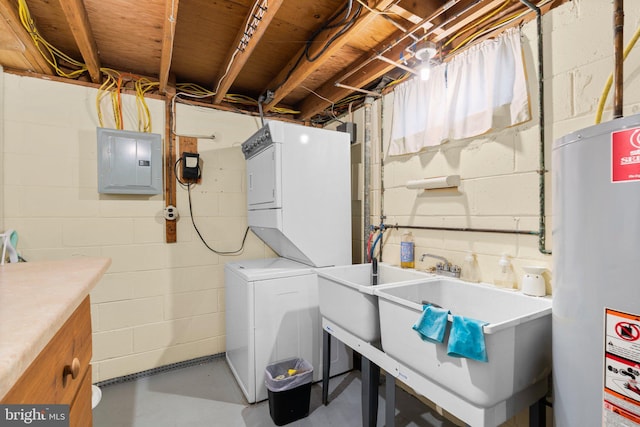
top-left (335, 83), bottom-right (382, 97)
top-left (336, 0), bottom-right (464, 84)
top-left (375, 55), bottom-right (418, 75)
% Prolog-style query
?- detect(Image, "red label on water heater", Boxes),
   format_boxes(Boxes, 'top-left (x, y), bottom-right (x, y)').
top-left (612, 127), bottom-right (640, 183)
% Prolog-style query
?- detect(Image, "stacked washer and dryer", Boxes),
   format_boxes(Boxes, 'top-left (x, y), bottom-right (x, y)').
top-left (225, 121), bottom-right (353, 403)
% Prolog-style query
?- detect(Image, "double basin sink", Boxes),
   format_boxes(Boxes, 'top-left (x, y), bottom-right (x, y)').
top-left (317, 263), bottom-right (552, 408)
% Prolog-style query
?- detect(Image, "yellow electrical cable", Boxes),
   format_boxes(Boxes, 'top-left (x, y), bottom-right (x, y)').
top-left (334, 94), bottom-right (363, 107)
top-left (19, 0), bottom-right (297, 124)
top-left (16, 2), bottom-right (156, 131)
top-left (225, 94), bottom-right (258, 105)
top-left (595, 23), bottom-right (640, 124)
top-left (176, 83), bottom-right (215, 96)
top-left (96, 72), bottom-right (117, 128)
top-left (137, 79), bottom-right (158, 132)
top-left (110, 90), bottom-right (121, 130)
top-left (272, 107), bottom-right (300, 114)
top-left (448, 0), bottom-right (556, 56)
top-left (449, 9), bottom-right (523, 55)
top-left (95, 68), bottom-right (158, 132)
top-left (18, 0), bottom-right (87, 78)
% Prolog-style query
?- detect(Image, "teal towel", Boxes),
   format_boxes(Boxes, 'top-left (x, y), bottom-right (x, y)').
top-left (412, 305), bottom-right (450, 343)
top-left (447, 315), bottom-right (489, 362)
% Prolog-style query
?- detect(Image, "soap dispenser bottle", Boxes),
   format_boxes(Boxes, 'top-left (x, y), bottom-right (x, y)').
top-left (400, 231), bottom-right (415, 268)
top-left (495, 253), bottom-right (516, 289)
top-left (460, 251), bottom-right (479, 283)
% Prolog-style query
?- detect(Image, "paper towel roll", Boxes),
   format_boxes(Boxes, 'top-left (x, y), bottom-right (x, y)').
top-left (405, 175), bottom-right (460, 190)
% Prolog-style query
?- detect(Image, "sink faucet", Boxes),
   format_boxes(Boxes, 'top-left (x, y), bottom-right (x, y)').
top-left (420, 253), bottom-right (461, 278)
top-left (420, 253), bottom-right (449, 264)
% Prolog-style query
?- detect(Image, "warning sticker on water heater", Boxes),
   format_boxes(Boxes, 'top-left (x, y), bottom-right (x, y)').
top-left (612, 127), bottom-right (640, 183)
top-left (603, 308), bottom-right (640, 426)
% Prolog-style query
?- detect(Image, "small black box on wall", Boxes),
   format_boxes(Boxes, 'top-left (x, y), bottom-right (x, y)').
top-left (337, 122), bottom-right (357, 144)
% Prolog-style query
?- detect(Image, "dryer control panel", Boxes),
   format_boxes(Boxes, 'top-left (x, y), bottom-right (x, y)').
top-left (242, 126), bottom-right (272, 159)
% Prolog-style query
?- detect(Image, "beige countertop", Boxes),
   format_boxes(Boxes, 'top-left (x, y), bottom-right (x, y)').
top-left (0, 257), bottom-right (111, 399)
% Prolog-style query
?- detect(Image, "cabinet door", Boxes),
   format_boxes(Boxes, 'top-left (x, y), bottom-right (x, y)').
top-left (69, 367), bottom-right (92, 427)
top-left (2, 298), bottom-right (92, 406)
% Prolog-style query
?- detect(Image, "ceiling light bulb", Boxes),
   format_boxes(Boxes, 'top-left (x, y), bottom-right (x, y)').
top-left (414, 40), bottom-right (437, 62)
top-left (419, 63), bottom-right (430, 81)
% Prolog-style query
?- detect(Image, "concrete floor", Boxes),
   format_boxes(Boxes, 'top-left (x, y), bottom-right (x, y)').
top-left (92, 357), bottom-right (458, 427)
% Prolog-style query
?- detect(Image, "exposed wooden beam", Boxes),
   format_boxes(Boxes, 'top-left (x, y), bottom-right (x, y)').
top-left (164, 75), bottom-right (177, 243)
top-left (297, 40), bottom-right (407, 120)
top-left (298, 0), bottom-right (560, 120)
top-left (395, 0), bottom-right (441, 20)
top-left (262, 0), bottom-right (396, 112)
top-left (58, 0), bottom-right (101, 83)
top-left (213, 0), bottom-right (284, 104)
top-left (0, 0), bottom-right (53, 74)
top-left (432, 0), bottom-right (507, 42)
top-left (444, 1), bottom-right (559, 54)
top-left (0, 15), bottom-right (24, 50)
top-left (159, 0), bottom-right (179, 95)
top-left (390, 0), bottom-right (440, 27)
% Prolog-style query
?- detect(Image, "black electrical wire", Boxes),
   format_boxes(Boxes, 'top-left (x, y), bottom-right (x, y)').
top-left (173, 158), bottom-right (250, 255)
top-left (272, 0), bottom-right (362, 93)
top-left (305, 4), bottom-right (362, 62)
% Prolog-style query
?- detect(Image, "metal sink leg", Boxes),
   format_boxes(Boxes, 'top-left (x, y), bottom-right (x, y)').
top-left (322, 329), bottom-right (331, 405)
top-left (361, 356), bottom-right (380, 427)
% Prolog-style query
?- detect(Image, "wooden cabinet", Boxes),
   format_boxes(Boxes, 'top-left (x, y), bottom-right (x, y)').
top-left (2, 297), bottom-right (93, 426)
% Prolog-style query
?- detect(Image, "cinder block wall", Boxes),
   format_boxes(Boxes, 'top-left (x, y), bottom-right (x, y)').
top-left (1, 73), bottom-right (274, 381)
top-left (2, 0), bottom-right (639, 392)
top-left (373, 0), bottom-right (640, 293)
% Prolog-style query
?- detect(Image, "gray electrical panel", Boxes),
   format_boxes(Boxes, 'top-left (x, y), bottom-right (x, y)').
top-left (97, 128), bottom-right (162, 194)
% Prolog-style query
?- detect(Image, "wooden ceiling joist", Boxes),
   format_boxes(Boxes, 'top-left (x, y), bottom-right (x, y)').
top-left (159, 0), bottom-right (179, 95)
top-left (432, 0), bottom-right (510, 43)
top-left (298, 40), bottom-right (408, 120)
top-left (0, 0), bottom-right (53, 75)
top-left (213, 0), bottom-right (284, 105)
top-left (262, 0), bottom-right (396, 112)
top-left (58, 0), bottom-right (101, 83)
top-left (0, 0), bottom-right (567, 123)
top-left (297, 0), bottom-right (461, 120)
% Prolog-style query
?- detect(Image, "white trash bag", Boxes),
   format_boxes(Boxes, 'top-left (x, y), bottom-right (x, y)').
top-left (264, 358), bottom-right (313, 393)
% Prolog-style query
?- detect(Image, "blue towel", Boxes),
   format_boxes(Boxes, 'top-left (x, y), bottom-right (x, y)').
top-left (412, 305), bottom-right (450, 343)
top-left (447, 315), bottom-right (489, 363)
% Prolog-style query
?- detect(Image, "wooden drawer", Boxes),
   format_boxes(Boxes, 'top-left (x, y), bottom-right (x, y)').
top-left (2, 297), bottom-right (92, 405)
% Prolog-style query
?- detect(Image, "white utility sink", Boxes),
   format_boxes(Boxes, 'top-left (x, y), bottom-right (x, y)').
top-left (317, 263), bottom-right (432, 342)
top-left (375, 279), bottom-right (552, 408)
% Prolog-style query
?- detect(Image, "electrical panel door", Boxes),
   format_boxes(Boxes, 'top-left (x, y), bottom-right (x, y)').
top-left (97, 128), bottom-right (162, 195)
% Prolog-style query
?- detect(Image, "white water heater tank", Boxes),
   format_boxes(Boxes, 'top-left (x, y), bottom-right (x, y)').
top-left (553, 114), bottom-right (640, 426)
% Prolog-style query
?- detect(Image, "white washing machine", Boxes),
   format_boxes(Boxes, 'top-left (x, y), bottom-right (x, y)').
top-left (225, 257), bottom-right (351, 403)
top-left (226, 121), bottom-right (353, 403)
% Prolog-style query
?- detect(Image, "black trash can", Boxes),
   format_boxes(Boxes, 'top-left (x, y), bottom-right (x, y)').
top-left (264, 358), bottom-right (314, 426)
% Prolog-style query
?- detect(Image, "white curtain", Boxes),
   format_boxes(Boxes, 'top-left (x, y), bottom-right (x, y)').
top-left (390, 63), bottom-right (447, 155)
top-left (389, 28), bottom-right (530, 156)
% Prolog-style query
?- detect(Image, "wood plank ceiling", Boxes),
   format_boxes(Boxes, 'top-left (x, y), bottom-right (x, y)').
top-left (0, 0), bottom-right (565, 125)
